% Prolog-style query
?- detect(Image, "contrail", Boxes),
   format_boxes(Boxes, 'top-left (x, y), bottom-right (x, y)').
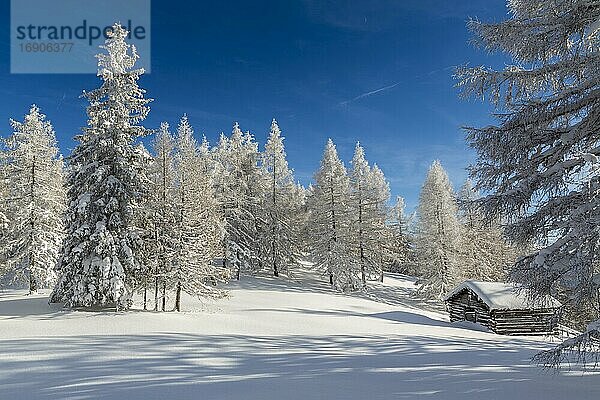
top-left (339, 81), bottom-right (401, 106)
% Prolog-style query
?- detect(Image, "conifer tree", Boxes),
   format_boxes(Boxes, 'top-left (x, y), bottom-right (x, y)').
top-left (456, 0), bottom-right (600, 365)
top-left (50, 24), bottom-right (152, 309)
top-left (456, 180), bottom-right (516, 282)
top-left (384, 196), bottom-right (415, 275)
top-left (1, 105), bottom-right (65, 292)
top-left (348, 143), bottom-right (390, 285)
top-left (261, 119), bottom-right (301, 277)
top-left (369, 163), bottom-right (391, 282)
top-left (415, 161), bottom-right (460, 299)
top-left (308, 139), bottom-right (356, 290)
top-left (170, 115), bottom-right (228, 311)
top-left (147, 122), bottom-right (177, 311)
top-left (213, 123), bottom-right (265, 280)
top-left (0, 158), bottom-right (8, 279)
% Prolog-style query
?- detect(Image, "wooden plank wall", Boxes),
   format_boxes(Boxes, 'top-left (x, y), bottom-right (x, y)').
top-left (445, 288), bottom-right (560, 335)
top-left (446, 289), bottom-right (492, 328)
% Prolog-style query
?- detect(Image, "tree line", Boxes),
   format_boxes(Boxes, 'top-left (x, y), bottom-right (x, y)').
top-left (0, 23), bottom-right (518, 312)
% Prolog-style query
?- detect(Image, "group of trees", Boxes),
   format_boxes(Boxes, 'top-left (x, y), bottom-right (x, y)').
top-left (413, 161), bottom-right (518, 300)
top-left (0, 25), bottom-right (232, 311)
top-left (0, 23), bottom-right (523, 309)
top-left (307, 140), bottom-right (394, 291)
top-left (0, 23), bottom-right (407, 309)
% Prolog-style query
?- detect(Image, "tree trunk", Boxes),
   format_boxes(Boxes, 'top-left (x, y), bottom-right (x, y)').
top-left (360, 246), bottom-right (366, 286)
top-left (143, 285), bottom-right (147, 311)
top-left (271, 162), bottom-right (278, 277)
top-left (175, 281), bottom-right (181, 312)
top-left (153, 275), bottom-right (159, 311)
top-left (28, 271), bottom-right (37, 294)
top-left (28, 156), bottom-right (37, 295)
top-left (161, 280), bottom-right (166, 311)
top-left (236, 250), bottom-right (241, 280)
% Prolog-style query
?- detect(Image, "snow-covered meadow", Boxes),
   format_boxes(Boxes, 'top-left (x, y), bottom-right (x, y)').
top-left (1, 269), bottom-right (598, 400)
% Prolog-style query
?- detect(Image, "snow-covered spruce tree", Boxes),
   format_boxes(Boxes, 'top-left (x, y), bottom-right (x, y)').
top-left (50, 24), bottom-right (152, 310)
top-left (456, 180), bottom-right (516, 282)
top-left (146, 122), bottom-right (178, 311)
top-left (456, 0), bottom-right (600, 366)
top-left (213, 123), bottom-right (265, 280)
top-left (308, 139), bottom-right (357, 290)
top-left (347, 143), bottom-right (390, 285)
top-left (415, 160), bottom-right (461, 299)
top-left (170, 115), bottom-right (228, 311)
top-left (260, 119), bottom-right (301, 277)
top-left (1, 105), bottom-right (65, 293)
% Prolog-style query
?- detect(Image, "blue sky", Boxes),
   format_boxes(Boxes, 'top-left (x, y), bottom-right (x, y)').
top-left (0, 0), bottom-right (511, 211)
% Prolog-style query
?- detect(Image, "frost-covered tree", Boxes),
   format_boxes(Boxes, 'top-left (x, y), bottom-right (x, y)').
top-left (415, 161), bottom-right (461, 299)
top-left (146, 122), bottom-right (178, 311)
top-left (260, 119), bottom-right (301, 277)
top-left (456, 180), bottom-right (516, 282)
top-left (383, 196), bottom-right (415, 275)
top-left (369, 164), bottom-right (392, 282)
top-left (169, 115), bottom-right (228, 311)
top-left (213, 123), bottom-right (265, 280)
top-left (308, 139), bottom-right (356, 290)
top-left (1, 105), bottom-right (65, 293)
top-left (0, 156), bottom-right (8, 278)
top-left (50, 24), bottom-right (152, 309)
top-left (347, 143), bottom-right (390, 285)
top-left (456, 0), bottom-right (600, 366)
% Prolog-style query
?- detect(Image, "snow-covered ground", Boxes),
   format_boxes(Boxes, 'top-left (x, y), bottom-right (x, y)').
top-left (1, 268), bottom-right (599, 400)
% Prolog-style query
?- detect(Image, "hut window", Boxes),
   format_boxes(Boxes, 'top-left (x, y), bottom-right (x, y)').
top-left (465, 308), bottom-right (476, 322)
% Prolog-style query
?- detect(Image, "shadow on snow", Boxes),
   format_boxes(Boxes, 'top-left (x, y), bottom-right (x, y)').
top-left (0, 333), bottom-right (596, 400)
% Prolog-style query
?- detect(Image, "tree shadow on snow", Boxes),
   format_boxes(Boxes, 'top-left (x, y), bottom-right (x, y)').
top-left (0, 333), bottom-right (597, 400)
top-left (370, 311), bottom-right (452, 328)
top-left (0, 295), bottom-right (69, 320)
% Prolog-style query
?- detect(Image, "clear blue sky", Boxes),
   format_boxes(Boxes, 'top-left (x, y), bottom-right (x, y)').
top-left (0, 0), bottom-right (510, 211)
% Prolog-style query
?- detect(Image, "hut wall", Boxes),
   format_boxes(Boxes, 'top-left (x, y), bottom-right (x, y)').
top-left (446, 289), bottom-right (492, 328)
top-left (489, 309), bottom-right (560, 335)
top-left (446, 288), bottom-right (561, 335)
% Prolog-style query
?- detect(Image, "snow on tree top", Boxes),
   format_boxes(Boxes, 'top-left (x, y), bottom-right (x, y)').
top-left (445, 280), bottom-right (562, 311)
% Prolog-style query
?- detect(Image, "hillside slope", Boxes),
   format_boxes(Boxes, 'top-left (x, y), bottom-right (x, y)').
top-left (0, 269), bottom-right (598, 400)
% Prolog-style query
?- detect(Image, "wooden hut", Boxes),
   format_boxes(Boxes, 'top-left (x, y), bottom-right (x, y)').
top-left (444, 281), bottom-right (562, 335)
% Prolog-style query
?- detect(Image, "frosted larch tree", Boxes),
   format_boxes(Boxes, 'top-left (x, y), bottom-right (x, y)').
top-left (170, 115), bottom-right (228, 311)
top-left (261, 119), bottom-right (301, 277)
top-left (50, 23), bottom-right (152, 309)
top-left (348, 143), bottom-right (390, 285)
top-left (308, 139), bottom-right (356, 290)
top-left (368, 163), bottom-right (391, 282)
top-left (0, 156), bottom-right (8, 278)
top-left (415, 160), bottom-right (460, 299)
top-left (456, 180), bottom-right (516, 282)
top-left (213, 123), bottom-right (265, 280)
top-left (456, 0), bottom-right (600, 366)
top-left (384, 196), bottom-right (415, 275)
top-left (1, 105), bottom-right (65, 293)
top-left (348, 142), bottom-right (371, 286)
top-left (146, 122), bottom-right (177, 311)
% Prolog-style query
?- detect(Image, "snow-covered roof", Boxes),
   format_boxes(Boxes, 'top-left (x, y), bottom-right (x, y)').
top-left (444, 280), bottom-right (561, 311)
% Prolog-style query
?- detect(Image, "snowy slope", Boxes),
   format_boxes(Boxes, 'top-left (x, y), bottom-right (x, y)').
top-left (0, 268), bottom-right (598, 400)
